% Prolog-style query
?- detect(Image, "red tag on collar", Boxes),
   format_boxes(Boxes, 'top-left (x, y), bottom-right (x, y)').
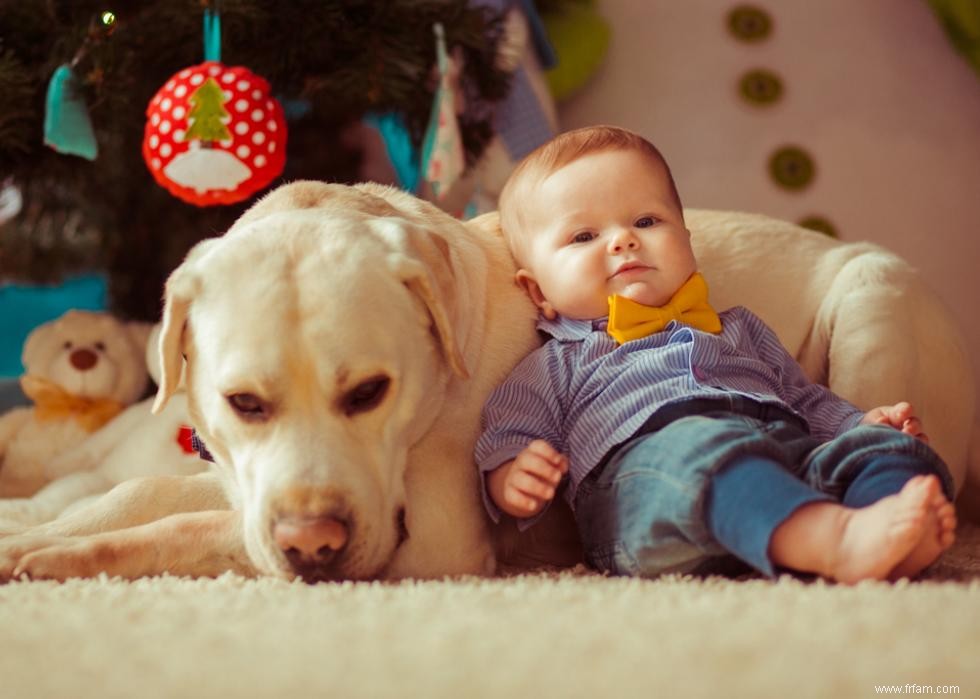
top-left (176, 425), bottom-right (196, 454)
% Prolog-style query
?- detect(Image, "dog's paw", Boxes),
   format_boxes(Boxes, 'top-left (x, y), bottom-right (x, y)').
top-left (0, 535), bottom-right (65, 581)
top-left (13, 540), bottom-right (113, 581)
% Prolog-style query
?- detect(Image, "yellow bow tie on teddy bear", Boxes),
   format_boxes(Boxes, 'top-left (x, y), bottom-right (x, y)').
top-left (607, 272), bottom-right (722, 344)
top-left (19, 375), bottom-right (126, 433)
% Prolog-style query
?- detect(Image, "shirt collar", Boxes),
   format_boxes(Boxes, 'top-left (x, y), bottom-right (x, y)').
top-left (536, 314), bottom-right (608, 341)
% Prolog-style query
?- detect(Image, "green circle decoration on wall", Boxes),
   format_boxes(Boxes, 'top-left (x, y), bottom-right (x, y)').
top-left (739, 69), bottom-right (783, 106)
top-left (769, 146), bottom-right (815, 191)
top-left (727, 5), bottom-right (773, 42)
top-left (798, 215), bottom-right (839, 239)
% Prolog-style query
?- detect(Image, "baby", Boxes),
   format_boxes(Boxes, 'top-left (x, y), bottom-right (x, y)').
top-left (476, 125), bottom-right (957, 582)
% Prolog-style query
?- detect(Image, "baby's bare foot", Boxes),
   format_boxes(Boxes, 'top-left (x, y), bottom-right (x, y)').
top-left (828, 475), bottom-right (935, 584)
top-left (889, 477), bottom-right (956, 580)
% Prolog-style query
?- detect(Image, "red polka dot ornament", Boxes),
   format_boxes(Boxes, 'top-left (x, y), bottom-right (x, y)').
top-left (142, 61), bottom-right (286, 206)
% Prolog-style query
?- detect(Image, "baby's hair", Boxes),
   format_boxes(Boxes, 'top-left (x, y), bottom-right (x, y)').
top-left (499, 125), bottom-right (682, 259)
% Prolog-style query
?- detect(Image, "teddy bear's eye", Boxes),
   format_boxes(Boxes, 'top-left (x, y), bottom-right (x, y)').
top-left (63, 341), bottom-right (73, 350)
top-left (95, 342), bottom-right (106, 352)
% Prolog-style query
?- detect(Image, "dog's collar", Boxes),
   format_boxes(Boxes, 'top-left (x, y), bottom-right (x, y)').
top-left (190, 429), bottom-right (215, 462)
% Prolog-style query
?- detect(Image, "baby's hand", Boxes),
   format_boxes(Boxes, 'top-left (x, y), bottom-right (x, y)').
top-left (861, 401), bottom-right (928, 443)
top-left (488, 440), bottom-right (569, 518)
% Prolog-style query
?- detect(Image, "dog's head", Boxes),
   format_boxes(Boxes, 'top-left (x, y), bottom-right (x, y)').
top-left (153, 193), bottom-right (467, 582)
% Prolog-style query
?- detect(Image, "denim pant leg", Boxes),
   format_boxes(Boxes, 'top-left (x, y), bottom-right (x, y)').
top-left (706, 455), bottom-right (833, 576)
top-left (574, 413), bottom-right (802, 578)
top-left (797, 425), bottom-right (955, 504)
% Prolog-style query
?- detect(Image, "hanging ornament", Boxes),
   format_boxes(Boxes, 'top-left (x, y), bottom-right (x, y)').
top-left (141, 10), bottom-right (287, 206)
top-left (42, 12), bottom-right (115, 160)
top-left (420, 23), bottom-right (466, 201)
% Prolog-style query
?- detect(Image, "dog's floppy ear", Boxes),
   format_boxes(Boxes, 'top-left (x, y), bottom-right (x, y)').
top-left (152, 238), bottom-right (219, 413)
top-left (373, 217), bottom-right (469, 379)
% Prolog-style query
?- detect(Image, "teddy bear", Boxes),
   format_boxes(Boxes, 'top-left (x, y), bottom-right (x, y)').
top-left (0, 322), bottom-right (209, 531)
top-left (0, 310), bottom-right (151, 498)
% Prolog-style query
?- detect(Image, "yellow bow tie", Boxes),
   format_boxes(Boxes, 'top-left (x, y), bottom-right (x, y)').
top-left (20, 374), bottom-right (126, 433)
top-left (607, 272), bottom-right (722, 344)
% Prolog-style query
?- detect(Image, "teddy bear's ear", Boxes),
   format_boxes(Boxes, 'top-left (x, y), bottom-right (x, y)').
top-left (125, 321), bottom-right (154, 356)
top-left (21, 318), bottom-right (58, 374)
top-left (153, 237), bottom-right (220, 413)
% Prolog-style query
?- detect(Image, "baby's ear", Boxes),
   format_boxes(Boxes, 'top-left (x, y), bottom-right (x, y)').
top-left (514, 270), bottom-right (556, 319)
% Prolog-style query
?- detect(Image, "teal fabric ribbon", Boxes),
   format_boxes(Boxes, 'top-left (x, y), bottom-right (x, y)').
top-left (204, 8), bottom-right (221, 62)
top-left (43, 64), bottom-right (98, 160)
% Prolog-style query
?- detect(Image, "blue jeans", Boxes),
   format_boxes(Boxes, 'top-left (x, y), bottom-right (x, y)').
top-left (573, 397), bottom-right (953, 578)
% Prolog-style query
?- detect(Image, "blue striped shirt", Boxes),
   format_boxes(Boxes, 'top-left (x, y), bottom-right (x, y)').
top-left (476, 306), bottom-right (865, 523)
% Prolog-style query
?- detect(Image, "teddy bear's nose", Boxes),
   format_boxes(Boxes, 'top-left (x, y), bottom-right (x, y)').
top-left (70, 348), bottom-right (98, 371)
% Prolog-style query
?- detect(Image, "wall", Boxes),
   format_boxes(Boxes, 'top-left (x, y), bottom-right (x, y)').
top-left (558, 0), bottom-right (980, 404)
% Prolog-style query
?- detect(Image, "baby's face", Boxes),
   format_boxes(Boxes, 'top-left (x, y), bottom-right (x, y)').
top-left (515, 149), bottom-right (697, 320)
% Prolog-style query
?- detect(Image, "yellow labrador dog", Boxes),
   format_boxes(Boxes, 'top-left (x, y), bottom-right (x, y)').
top-left (0, 181), bottom-right (541, 581)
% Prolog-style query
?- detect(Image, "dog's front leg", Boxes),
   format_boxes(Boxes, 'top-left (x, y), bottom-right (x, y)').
top-left (2, 510), bottom-right (256, 581)
top-left (22, 471), bottom-right (230, 539)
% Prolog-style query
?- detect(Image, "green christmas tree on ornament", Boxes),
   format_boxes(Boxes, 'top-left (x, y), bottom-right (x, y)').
top-left (185, 77), bottom-right (230, 145)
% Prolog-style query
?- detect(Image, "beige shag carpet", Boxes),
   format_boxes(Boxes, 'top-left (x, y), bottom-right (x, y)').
top-left (2, 526), bottom-right (980, 699)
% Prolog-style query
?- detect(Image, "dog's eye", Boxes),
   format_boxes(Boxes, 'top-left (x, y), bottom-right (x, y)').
top-left (94, 341), bottom-right (106, 352)
top-left (341, 376), bottom-right (390, 416)
top-left (63, 341), bottom-right (73, 350)
top-left (227, 393), bottom-right (269, 420)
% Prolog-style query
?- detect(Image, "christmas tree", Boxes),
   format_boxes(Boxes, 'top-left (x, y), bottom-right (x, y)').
top-left (184, 77), bottom-right (231, 144)
top-left (0, 0), bottom-right (513, 321)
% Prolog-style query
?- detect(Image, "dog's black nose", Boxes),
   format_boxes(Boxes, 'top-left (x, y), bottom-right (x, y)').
top-left (274, 516), bottom-right (348, 581)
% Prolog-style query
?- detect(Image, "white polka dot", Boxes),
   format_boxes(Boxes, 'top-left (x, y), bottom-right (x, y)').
top-left (165, 80), bottom-right (176, 92)
top-left (174, 85), bottom-right (187, 98)
top-left (152, 95), bottom-right (161, 106)
top-left (208, 65), bottom-right (221, 76)
top-left (160, 143), bottom-right (172, 157)
top-left (222, 73), bottom-right (235, 84)
top-left (220, 138), bottom-right (233, 148)
top-left (252, 131), bottom-right (265, 145)
top-left (235, 122), bottom-right (249, 135)
top-left (149, 134), bottom-right (159, 148)
top-left (236, 145), bottom-right (251, 158)
top-left (173, 107), bottom-right (186, 121)
top-left (151, 157), bottom-right (161, 169)
top-left (252, 89), bottom-right (262, 100)
top-left (179, 69), bottom-right (191, 78)
top-left (268, 121), bottom-right (277, 132)
top-left (160, 121), bottom-right (171, 134)
top-left (268, 142), bottom-right (276, 153)
top-left (237, 80), bottom-right (250, 91)
top-left (174, 129), bottom-right (185, 142)
top-left (151, 113), bottom-right (160, 126)
top-left (251, 109), bottom-right (264, 122)
top-left (222, 90), bottom-right (233, 100)
top-left (254, 154), bottom-right (267, 168)
top-left (190, 74), bottom-right (204, 85)
top-left (161, 98), bottom-right (172, 111)
top-left (235, 99), bottom-right (248, 112)
top-left (266, 100), bottom-right (274, 111)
